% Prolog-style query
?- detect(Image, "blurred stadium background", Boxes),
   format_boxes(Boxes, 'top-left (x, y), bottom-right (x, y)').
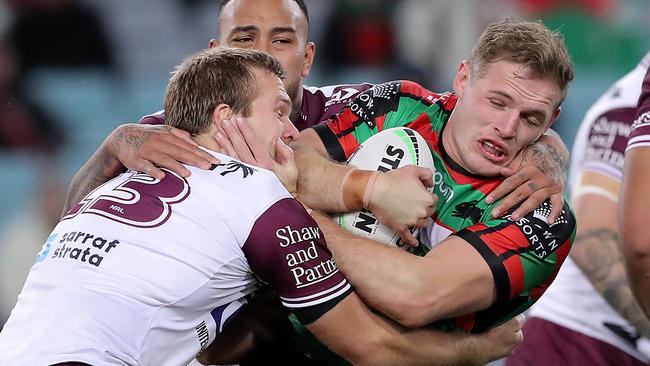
top-left (0, 0), bottom-right (649, 340)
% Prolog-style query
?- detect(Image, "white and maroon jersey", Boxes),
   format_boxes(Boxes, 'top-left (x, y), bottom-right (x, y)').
top-left (529, 52), bottom-right (650, 362)
top-left (627, 56), bottom-right (650, 152)
top-left (0, 149), bottom-right (350, 366)
top-left (139, 83), bottom-right (374, 131)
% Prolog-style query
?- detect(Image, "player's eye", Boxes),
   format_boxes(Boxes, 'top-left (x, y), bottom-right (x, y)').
top-left (489, 98), bottom-right (505, 109)
top-left (231, 36), bottom-right (253, 43)
top-left (524, 116), bottom-right (541, 127)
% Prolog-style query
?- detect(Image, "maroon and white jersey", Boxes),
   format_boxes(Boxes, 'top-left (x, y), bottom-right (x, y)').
top-left (295, 83), bottom-right (373, 130)
top-left (0, 149), bottom-right (350, 366)
top-left (529, 52), bottom-right (650, 362)
top-left (627, 57), bottom-right (650, 152)
top-left (139, 83), bottom-right (374, 131)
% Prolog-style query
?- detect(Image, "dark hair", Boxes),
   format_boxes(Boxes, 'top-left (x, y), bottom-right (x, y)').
top-left (219, 0), bottom-right (309, 25)
top-left (164, 47), bottom-right (285, 135)
top-left (469, 19), bottom-right (574, 98)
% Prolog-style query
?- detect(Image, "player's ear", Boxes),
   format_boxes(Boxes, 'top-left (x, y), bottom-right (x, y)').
top-left (212, 104), bottom-right (233, 127)
top-left (301, 41), bottom-right (316, 78)
top-left (453, 60), bottom-right (471, 97)
top-left (208, 39), bottom-right (220, 49)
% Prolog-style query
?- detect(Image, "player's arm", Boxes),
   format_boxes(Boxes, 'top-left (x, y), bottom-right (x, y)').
top-left (305, 292), bottom-right (523, 366)
top-left (619, 66), bottom-right (650, 318)
top-left (312, 200), bottom-right (576, 328)
top-left (619, 147), bottom-right (650, 318)
top-left (62, 123), bottom-right (217, 215)
top-left (244, 197), bottom-right (521, 365)
top-left (571, 171), bottom-right (650, 337)
top-left (197, 290), bottom-right (524, 366)
top-left (486, 129), bottom-right (569, 222)
top-left (311, 210), bottom-right (495, 327)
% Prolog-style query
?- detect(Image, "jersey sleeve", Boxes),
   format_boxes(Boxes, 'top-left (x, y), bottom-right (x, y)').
top-left (627, 65), bottom-right (650, 151)
top-left (242, 198), bottom-right (352, 324)
top-left (312, 80), bottom-right (436, 162)
top-left (138, 111), bottom-right (165, 125)
top-left (454, 199), bottom-right (576, 307)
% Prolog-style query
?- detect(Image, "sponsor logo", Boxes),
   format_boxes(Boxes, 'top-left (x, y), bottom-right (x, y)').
top-left (349, 82), bottom-right (399, 128)
top-left (195, 320), bottom-right (210, 351)
top-left (50, 231), bottom-right (121, 267)
top-left (275, 225), bottom-right (338, 288)
top-left (585, 115), bottom-right (631, 170)
top-left (377, 145), bottom-right (404, 172)
top-left (434, 170), bottom-right (454, 202)
top-left (508, 201), bottom-right (569, 258)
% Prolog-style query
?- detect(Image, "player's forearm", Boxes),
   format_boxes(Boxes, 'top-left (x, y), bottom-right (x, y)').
top-left (572, 227), bottom-right (650, 337)
top-left (619, 149), bottom-right (650, 318)
top-left (310, 293), bottom-right (504, 366)
top-left (311, 210), bottom-right (432, 327)
top-left (371, 325), bottom-right (503, 366)
top-left (292, 139), bottom-right (361, 212)
top-left (61, 133), bottom-right (125, 216)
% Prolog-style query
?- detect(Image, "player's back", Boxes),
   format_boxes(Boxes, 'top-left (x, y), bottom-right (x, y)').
top-left (0, 150), bottom-right (291, 366)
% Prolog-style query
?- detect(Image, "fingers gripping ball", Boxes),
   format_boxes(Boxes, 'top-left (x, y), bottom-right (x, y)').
top-left (336, 127), bottom-right (435, 247)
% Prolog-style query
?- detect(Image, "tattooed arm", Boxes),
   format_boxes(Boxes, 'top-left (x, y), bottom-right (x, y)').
top-left (62, 124), bottom-right (217, 215)
top-left (487, 129), bottom-right (568, 222)
top-left (570, 172), bottom-right (650, 338)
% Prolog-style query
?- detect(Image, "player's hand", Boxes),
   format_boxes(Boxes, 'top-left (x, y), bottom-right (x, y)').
top-left (107, 123), bottom-right (217, 180)
top-left (486, 142), bottom-right (567, 223)
top-left (472, 314), bottom-right (525, 364)
top-left (367, 165), bottom-right (438, 246)
top-left (216, 117), bottom-right (298, 194)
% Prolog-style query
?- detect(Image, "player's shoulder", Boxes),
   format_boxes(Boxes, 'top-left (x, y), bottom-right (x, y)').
top-left (303, 82), bottom-right (373, 100)
top-left (189, 152), bottom-right (289, 203)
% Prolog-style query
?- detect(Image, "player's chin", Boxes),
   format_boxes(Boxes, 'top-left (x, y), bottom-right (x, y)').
top-left (469, 160), bottom-right (503, 177)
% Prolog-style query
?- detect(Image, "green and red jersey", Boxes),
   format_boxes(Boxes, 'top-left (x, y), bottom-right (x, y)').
top-left (313, 80), bottom-right (576, 332)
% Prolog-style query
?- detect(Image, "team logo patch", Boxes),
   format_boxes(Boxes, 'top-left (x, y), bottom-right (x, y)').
top-left (213, 161), bottom-right (257, 178)
top-left (452, 200), bottom-right (484, 225)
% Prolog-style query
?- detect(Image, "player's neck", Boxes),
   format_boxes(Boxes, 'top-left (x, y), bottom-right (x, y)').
top-left (192, 133), bottom-right (221, 154)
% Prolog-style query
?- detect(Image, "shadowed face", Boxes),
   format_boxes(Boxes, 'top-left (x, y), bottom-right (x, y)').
top-left (213, 0), bottom-right (314, 120)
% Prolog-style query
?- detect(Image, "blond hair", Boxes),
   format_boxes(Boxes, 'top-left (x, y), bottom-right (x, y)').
top-left (164, 47), bottom-right (285, 135)
top-left (469, 19), bottom-right (574, 98)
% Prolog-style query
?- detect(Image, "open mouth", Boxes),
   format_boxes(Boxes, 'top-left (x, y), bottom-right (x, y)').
top-left (478, 140), bottom-right (508, 163)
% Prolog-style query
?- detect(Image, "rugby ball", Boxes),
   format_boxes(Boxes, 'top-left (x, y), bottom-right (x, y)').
top-left (335, 127), bottom-right (435, 248)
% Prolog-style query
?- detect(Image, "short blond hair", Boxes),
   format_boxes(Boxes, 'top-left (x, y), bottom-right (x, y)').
top-left (164, 47), bottom-right (285, 135)
top-left (469, 19), bottom-right (574, 98)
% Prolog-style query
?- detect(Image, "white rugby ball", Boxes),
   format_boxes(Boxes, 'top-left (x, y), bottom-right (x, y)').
top-left (336, 127), bottom-right (435, 248)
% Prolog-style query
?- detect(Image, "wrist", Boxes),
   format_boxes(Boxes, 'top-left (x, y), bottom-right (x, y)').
top-left (102, 126), bottom-right (128, 177)
top-left (340, 169), bottom-right (379, 210)
top-left (455, 334), bottom-right (488, 366)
